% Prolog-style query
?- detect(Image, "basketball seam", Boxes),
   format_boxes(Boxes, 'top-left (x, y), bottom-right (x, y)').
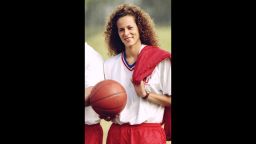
top-left (91, 81), bottom-right (124, 102)
top-left (90, 91), bottom-right (126, 104)
top-left (93, 105), bottom-right (125, 111)
top-left (90, 82), bottom-right (108, 96)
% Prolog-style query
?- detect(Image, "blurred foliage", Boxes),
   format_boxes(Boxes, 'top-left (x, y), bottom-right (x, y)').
top-left (85, 0), bottom-right (171, 26)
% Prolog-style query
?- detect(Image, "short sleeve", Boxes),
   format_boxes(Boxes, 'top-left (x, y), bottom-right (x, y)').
top-left (159, 58), bottom-right (171, 96)
top-left (85, 43), bottom-right (104, 88)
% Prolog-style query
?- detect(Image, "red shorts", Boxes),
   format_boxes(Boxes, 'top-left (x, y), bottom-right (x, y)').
top-left (85, 123), bottom-right (103, 144)
top-left (107, 123), bottom-right (166, 144)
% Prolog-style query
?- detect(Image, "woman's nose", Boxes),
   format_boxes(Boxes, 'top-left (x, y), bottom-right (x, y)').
top-left (124, 29), bottom-right (129, 35)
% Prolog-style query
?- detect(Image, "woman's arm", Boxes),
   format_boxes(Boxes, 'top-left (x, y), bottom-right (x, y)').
top-left (133, 80), bottom-right (171, 107)
top-left (146, 93), bottom-right (171, 107)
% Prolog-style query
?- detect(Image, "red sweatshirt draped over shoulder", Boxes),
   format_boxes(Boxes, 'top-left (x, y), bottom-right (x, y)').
top-left (132, 45), bottom-right (172, 141)
top-left (132, 46), bottom-right (171, 85)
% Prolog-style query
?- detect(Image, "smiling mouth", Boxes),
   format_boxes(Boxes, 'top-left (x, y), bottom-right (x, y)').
top-left (124, 37), bottom-right (132, 41)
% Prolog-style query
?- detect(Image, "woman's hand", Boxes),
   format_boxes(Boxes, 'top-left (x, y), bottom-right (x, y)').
top-left (99, 114), bottom-right (119, 121)
top-left (99, 115), bottom-right (112, 121)
top-left (132, 80), bottom-right (147, 98)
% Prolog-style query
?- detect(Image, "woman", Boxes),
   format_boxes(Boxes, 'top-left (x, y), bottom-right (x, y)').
top-left (103, 3), bottom-right (171, 144)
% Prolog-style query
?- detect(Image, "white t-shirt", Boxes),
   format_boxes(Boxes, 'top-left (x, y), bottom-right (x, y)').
top-left (104, 45), bottom-right (171, 125)
top-left (85, 42), bottom-right (104, 125)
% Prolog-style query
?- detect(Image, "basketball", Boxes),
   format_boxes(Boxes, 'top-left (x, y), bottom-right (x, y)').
top-left (90, 80), bottom-right (127, 118)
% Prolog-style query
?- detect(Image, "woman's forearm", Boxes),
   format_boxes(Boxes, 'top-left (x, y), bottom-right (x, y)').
top-left (146, 93), bottom-right (171, 107)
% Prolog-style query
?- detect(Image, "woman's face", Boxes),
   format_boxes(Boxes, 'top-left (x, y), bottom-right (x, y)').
top-left (117, 15), bottom-right (140, 48)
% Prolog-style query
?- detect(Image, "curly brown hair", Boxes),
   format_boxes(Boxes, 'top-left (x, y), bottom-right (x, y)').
top-left (104, 3), bottom-right (159, 56)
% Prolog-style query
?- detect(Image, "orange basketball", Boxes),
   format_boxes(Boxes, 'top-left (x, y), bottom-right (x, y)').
top-left (90, 80), bottom-right (127, 118)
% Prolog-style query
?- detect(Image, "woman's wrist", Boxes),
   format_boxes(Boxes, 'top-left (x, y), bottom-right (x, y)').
top-left (142, 87), bottom-right (151, 99)
top-left (142, 91), bottom-right (150, 99)
top-left (142, 85), bottom-right (151, 99)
